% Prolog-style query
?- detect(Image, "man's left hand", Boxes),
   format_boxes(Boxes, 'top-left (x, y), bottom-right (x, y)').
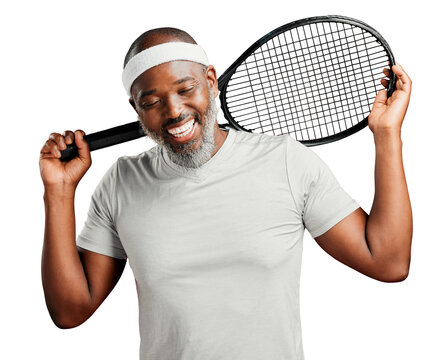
top-left (368, 63), bottom-right (412, 135)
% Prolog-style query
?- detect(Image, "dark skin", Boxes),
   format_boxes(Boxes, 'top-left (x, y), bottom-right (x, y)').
top-left (40, 34), bottom-right (412, 328)
top-left (129, 60), bottom-right (227, 155)
top-left (40, 139), bottom-right (127, 328)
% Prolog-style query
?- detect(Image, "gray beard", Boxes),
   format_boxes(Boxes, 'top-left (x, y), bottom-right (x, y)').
top-left (139, 92), bottom-right (219, 169)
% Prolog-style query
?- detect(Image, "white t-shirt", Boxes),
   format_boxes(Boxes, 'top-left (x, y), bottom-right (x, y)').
top-left (77, 129), bottom-right (359, 360)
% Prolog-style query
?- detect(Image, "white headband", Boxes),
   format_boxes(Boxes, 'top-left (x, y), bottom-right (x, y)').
top-left (122, 42), bottom-right (209, 96)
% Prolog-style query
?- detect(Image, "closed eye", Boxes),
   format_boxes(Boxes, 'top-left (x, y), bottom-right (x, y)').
top-left (142, 100), bottom-right (159, 109)
top-left (179, 86), bottom-right (194, 94)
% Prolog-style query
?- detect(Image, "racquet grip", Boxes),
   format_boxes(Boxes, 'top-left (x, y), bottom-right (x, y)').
top-left (60, 121), bottom-right (146, 161)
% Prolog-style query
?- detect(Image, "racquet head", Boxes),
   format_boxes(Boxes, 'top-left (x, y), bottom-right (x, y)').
top-left (218, 15), bottom-right (396, 146)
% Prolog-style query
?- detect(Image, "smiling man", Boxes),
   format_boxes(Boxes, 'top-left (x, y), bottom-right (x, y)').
top-left (40, 27), bottom-right (413, 360)
top-left (126, 29), bottom-right (228, 169)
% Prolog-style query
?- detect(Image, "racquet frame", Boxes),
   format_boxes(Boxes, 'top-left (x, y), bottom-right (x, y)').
top-left (218, 15), bottom-right (396, 146)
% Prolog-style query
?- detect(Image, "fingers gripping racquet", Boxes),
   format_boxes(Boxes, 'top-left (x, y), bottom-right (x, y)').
top-left (60, 15), bottom-right (396, 161)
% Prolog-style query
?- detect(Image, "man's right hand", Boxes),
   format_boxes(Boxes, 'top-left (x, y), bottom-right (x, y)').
top-left (39, 130), bottom-right (91, 190)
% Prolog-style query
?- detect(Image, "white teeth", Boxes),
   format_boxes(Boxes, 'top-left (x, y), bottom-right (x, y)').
top-left (167, 119), bottom-right (195, 137)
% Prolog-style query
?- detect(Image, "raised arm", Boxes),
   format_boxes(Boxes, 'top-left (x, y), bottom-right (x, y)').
top-left (314, 64), bottom-right (413, 282)
top-left (40, 130), bottom-right (126, 328)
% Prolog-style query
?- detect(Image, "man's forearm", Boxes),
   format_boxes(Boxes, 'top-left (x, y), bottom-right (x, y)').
top-left (41, 187), bottom-right (92, 328)
top-left (366, 130), bottom-right (412, 279)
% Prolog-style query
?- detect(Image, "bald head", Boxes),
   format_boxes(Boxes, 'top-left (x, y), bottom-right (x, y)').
top-left (124, 28), bottom-right (197, 69)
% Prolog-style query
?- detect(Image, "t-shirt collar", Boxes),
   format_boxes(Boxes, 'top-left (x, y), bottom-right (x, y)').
top-left (159, 127), bottom-right (237, 179)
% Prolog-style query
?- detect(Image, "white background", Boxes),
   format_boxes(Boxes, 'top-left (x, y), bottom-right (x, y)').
top-left (1, 0), bottom-right (429, 359)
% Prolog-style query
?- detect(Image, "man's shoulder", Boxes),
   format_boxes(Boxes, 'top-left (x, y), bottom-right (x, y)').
top-left (115, 145), bottom-right (159, 166)
top-left (100, 145), bottom-right (161, 180)
top-left (231, 130), bottom-right (323, 172)
top-left (231, 130), bottom-right (306, 157)
top-left (232, 129), bottom-right (290, 148)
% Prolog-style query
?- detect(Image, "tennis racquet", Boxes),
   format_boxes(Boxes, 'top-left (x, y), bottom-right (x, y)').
top-left (60, 15), bottom-right (396, 161)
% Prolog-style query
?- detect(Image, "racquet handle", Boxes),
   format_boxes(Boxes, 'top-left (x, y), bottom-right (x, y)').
top-left (60, 121), bottom-right (145, 161)
top-left (60, 121), bottom-right (231, 161)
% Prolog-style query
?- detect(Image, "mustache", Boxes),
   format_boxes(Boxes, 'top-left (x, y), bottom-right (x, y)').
top-left (163, 112), bottom-right (202, 129)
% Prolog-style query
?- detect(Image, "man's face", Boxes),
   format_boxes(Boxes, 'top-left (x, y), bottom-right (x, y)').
top-left (130, 61), bottom-right (219, 167)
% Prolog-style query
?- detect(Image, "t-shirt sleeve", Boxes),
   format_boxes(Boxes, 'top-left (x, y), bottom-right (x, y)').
top-left (76, 161), bottom-right (127, 260)
top-left (285, 136), bottom-right (360, 238)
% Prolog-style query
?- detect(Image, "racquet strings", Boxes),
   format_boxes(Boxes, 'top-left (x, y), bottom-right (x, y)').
top-left (224, 21), bottom-right (391, 141)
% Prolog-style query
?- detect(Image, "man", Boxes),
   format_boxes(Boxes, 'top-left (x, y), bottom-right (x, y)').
top-left (40, 28), bottom-right (412, 359)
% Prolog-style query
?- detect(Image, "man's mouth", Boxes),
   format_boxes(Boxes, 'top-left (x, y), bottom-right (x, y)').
top-left (166, 118), bottom-right (196, 138)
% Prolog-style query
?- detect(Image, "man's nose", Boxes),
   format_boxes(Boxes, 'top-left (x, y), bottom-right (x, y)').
top-left (164, 95), bottom-right (183, 120)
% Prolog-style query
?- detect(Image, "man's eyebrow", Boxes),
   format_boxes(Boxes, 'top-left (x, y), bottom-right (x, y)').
top-left (137, 88), bottom-right (157, 100)
top-left (173, 76), bottom-right (195, 85)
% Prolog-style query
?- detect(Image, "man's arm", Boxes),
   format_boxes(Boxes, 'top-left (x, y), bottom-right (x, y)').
top-left (314, 64), bottom-right (412, 282)
top-left (40, 130), bottom-right (126, 328)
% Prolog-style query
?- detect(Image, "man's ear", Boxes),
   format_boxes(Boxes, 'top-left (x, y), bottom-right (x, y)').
top-left (205, 65), bottom-right (219, 98)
